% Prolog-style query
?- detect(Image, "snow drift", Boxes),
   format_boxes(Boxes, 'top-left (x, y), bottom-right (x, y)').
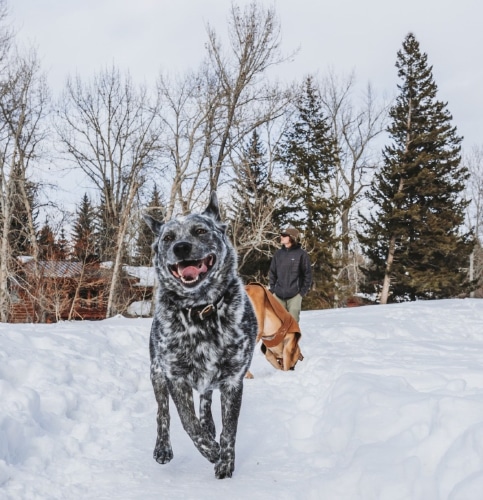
top-left (1, 299), bottom-right (483, 499)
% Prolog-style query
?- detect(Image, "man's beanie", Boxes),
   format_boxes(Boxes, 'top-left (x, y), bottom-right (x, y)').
top-left (281, 225), bottom-right (300, 242)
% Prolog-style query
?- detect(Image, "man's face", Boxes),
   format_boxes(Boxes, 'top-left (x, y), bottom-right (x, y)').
top-left (280, 233), bottom-right (292, 248)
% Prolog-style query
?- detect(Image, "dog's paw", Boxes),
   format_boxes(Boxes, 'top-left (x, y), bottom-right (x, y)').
top-left (153, 445), bottom-right (173, 464)
top-left (214, 459), bottom-right (234, 479)
top-left (197, 438), bottom-right (220, 464)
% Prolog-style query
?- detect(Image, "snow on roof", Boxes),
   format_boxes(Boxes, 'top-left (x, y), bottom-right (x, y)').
top-left (23, 260), bottom-right (87, 278)
top-left (124, 266), bottom-right (155, 287)
top-left (18, 258), bottom-right (155, 285)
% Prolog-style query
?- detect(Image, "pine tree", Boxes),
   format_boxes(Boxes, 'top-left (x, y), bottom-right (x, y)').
top-left (96, 181), bottom-right (119, 262)
top-left (359, 33), bottom-right (473, 302)
top-left (55, 228), bottom-right (70, 260)
top-left (136, 185), bottom-right (164, 266)
top-left (229, 129), bottom-right (275, 282)
top-left (276, 76), bottom-right (341, 307)
top-left (37, 220), bottom-right (57, 260)
top-left (72, 193), bottom-right (97, 262)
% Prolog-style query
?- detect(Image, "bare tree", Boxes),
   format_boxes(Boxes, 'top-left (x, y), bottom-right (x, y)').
top-left (0, 41), bottom-right (50, 322)
top-left (319, 70), bottom-right (388, 294)
top-left (205, 2), bottom-right (291, 189)
top-left (0, 0), bottom-right (10, 66)
top-left (156, 2), bottom-right (293, 217)
top-left (464, 145), bottom-right (483, 294)
top-left (464, 145), bottom-right (483, 239)
top-left (55, 66), bottom-right (162, 317)
top-left (229, 181), bottom-right (291, 272)
top-left (156, 70), bottom-right (213, 218)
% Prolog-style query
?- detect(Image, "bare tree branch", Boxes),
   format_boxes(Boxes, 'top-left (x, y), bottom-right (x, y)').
top-left (55, 65), bottom-right (163, 316)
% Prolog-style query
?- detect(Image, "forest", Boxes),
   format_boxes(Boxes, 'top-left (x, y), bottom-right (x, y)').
top-left (1, 1), bottom-right (482, 322)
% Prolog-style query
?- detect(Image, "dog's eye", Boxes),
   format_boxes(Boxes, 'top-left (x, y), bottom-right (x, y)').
top-left (195, 228), bottom-right (207, 235)
top-left (163, 233), bottom-right (174, 242)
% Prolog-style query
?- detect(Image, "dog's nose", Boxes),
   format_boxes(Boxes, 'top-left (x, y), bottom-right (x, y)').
top-left (173, 241), bottom-right (192, 260)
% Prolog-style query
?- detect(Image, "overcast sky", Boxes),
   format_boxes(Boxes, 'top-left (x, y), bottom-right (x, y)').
top-left (12, 0), bottom-right (483, 149)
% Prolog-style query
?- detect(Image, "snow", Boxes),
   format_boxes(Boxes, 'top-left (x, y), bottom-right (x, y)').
top-left (1, 299), bottom-right (483, 499)
top-left (124, 266), bottom-right (156, 287)
top-left (126, 300), bottom-right (152, 317)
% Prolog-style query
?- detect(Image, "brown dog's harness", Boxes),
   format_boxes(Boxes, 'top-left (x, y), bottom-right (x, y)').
top-left (246, 283), bottom-right (300, 346)
top-left (245, 283), bottom-right (304, 368)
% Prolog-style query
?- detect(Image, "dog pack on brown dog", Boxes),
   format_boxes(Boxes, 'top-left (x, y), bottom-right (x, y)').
top-left (245, 282), bottom-right (303, 373)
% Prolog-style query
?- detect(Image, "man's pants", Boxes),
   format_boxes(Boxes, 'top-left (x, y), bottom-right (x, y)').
top-left (273, 293), bottom-right (302, 323)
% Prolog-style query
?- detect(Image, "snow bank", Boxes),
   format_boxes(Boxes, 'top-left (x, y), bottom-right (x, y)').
top-left (1, 299), bottom-right (483, 499)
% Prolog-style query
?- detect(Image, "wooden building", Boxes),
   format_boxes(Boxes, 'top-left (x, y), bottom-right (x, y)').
top-left (8, 259), bottom-right (153, 323)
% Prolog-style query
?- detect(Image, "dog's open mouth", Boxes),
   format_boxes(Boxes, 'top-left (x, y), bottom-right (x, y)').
top-left (169, 254), bottom-right (216, 287)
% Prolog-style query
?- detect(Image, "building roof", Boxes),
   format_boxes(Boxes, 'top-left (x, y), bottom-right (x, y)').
top-left (22, 261), bottom-right (109, 279)
top-left (18, 260), bottom-right (154, 286)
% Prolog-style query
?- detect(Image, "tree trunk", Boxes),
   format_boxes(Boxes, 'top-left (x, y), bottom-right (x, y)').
top-left (106, 180), bottom-right (139, 318)
top-left (0, 196), bottom-right (11, 322)
top-left (380, 175), bottom-right (405, 304)
top-left (380, 234), bottom-right (397, 304)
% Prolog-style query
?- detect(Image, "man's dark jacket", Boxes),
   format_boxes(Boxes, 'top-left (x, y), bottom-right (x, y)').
top-left (269, 244), bottom-right (312, 300)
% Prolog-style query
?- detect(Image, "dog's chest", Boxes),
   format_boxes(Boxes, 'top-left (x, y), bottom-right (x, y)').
top-left (151, 316), bottom-right (251, 391)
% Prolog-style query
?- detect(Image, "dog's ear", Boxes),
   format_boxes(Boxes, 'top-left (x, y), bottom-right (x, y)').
top-left (202, 191), bottom-right (221, 222)
top-left (143, 213), bottom-right (163, 235)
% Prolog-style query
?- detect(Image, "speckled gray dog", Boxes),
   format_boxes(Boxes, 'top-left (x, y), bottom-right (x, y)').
top-left (143, 192), bottom-right (257, 479)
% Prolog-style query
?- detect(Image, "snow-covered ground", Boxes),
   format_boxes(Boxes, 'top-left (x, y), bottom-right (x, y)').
top-left (1, 299), bottom-right (483, 499)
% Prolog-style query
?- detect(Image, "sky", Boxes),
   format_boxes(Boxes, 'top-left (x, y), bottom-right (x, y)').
top-left (2, 298), bottom-right (483, 499)
top-left (11, 0), bottom-right (483, 149)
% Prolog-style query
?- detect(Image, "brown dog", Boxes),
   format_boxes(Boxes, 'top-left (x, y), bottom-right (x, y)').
top-left (245, 283), bottom-right (303, 374)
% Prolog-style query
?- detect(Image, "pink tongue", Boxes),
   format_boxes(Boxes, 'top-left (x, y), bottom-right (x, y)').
top-left (181, 263), bottom-right (208, 280)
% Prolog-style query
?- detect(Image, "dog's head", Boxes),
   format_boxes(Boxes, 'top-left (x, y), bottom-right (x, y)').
top-left (144, 192), bottom-right (237, 300)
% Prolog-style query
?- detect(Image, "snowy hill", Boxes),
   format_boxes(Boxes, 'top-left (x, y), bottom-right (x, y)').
top-left (1, 299), bottom-right (483, 499)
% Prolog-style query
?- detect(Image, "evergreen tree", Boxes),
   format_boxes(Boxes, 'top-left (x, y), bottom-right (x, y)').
top-left (136, 185), bottom-right (164, 266)
top-left (359, 33), bottom-right (473, 302)
top-left (276, 76), bottom-right (340, 307)
top-left (229, 129), bottom-right (275, 282)
top-left (72, 193), bottom-right (97, 262)
top-left (55, 228), bottom-right (70, 260)
top-left (96, 181), bottom-right (119, 262)
top-left (37, 220), bottom-right (57, 260)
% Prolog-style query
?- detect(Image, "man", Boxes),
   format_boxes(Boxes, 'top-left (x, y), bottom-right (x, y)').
top-left (269, 225), bottom-right (312, 323)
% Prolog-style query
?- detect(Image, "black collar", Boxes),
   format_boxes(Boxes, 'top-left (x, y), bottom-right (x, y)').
top-left (184, 290), bottom-right (227, 322)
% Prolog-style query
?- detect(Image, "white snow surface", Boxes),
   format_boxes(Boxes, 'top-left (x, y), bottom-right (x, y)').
top-left (1, 299), bottom-right (483, 500)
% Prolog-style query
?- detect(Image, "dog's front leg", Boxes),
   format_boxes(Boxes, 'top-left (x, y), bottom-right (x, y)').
top-left (216, 382), bottom-right (244, 479)
top-left (151, 372), bottom-right (174, 464)
top-left (167, 379), bottom-right (220, 464)
top-left (199, 390), bottom-right (216, 439)
top-left (282, 333), bottom-right (302, 371)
